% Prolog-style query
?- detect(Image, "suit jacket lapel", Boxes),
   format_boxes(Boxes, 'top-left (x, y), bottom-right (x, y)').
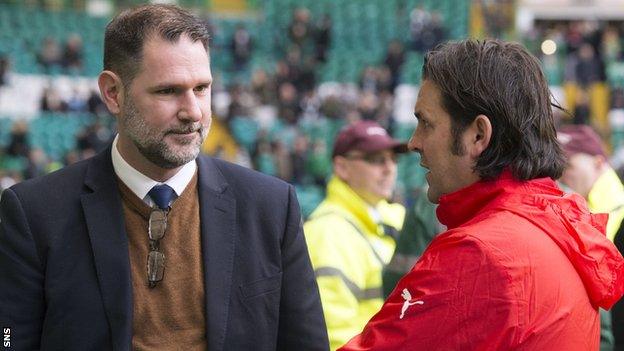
top-left (197, 156), bottom-right (236, 351)
top-left (81, 146), bottom-right (133, 351)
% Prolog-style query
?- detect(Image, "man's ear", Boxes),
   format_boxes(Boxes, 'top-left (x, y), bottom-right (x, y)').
top-left (97, 70), bottom-right (124, 115)
top-left (333, 156), bottom-right (348, 180)
top-left (594, 155), bottom-right (609, 171)
top-left (468, 114), bottom-right (492, 158)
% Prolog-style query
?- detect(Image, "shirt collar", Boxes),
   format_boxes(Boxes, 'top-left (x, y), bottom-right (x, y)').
top-left (111, 134), bottom-right (197, 205)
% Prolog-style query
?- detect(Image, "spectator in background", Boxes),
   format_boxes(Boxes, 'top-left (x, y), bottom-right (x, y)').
top-left (288, 7), bottom-right (313, 53)
top-left (0, 170), bottom-right (21, 194)
top-left (0, 55), bottom-right (9, 86)
top-left (409, 5), bottom-right (431, 52)
top-left (230, 24), bottom-right (252, 72)
top-left (272, 139), bottom-right (293, 181)
top-left (250, 68), bottom-right (276, 105)
top-left (319, 95), bottom-right (346, 120)
top-left (359, 66), bottom-right (380, 93)
top-left (557, 125), bottom-right (623, 350)
top-left (274, 59), bottom-right (293, 88)
top-left (375, 66), bottom-right (393, 94)
top-left (225, 84), bottom-right (253, 123)
top-left (23, 148), bottom-right (49, 180)
top-left (421, 12), bottom-right (447, 52)
top-left (307, 139), bottom-right (331, 187)
top-left (300, 89), bottom-right (321, 120)
top-left (357, 91), bottom-right (380, 121)
top-left (37, 36), bottom-right (62, 72)
top-left (87, 89), bottom-right (109, 117)
top-left (76, 121), bottom-right (112, 155)
top-left (304, 120), bottom-right (407, 350)
top-left (574, 87), bottom-right (591, 125)
top-left (7, 121), bottom-right (30, 158)
top-left (291, 134), bottom-right (309, 185)
top-left (277, 82), bottom-right (300, 124)
top-left (375, 90), bottom-right (396, 133)
top-left (66, 87), bottom-right (87, 112)
top-left (62, 33), bottom-right (84, 72)
top-left (384, 40), bottom-right (406, 92)
top-left (297, 56), bottom-right (317, 93)
top-left (409, 8), bottom-right (446, 53)
top-left (315, 14), bottom-right (332, 63)
top-left (566, 22), bottom-right (585, 55)
top-left (40, 86), bottom-right (67, 112)
top-left (252, 139), bottom-right (277, 176)
top-left (284, 47), bottom-right (303, 89)
top-left (602, 26), bottom-right (622, 63)
top-left (576, 42), bottom-right (603, 87)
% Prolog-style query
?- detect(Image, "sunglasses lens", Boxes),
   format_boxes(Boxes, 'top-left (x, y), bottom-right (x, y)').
top-left (365, 154), bottom-right (399, 165)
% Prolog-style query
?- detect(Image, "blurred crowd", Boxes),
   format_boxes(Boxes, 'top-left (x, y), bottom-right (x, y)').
top-left (4, 7), bottom-right (624, 200)
top-left (37, 33), bottom-right (84, 74)
top-left (527, 21), bottom-right (623, 124)
top-left (0, 6), bottom-right (449, 199)
top-left (524, 20), bottom-right (624, 178)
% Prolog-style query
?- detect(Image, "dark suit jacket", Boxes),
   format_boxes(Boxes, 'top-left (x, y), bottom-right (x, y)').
top-left (0, 147), bottom-right (328, 350)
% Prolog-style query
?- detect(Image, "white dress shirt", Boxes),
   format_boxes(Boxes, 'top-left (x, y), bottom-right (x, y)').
top-left (111, 134), bottom-right (197, 208)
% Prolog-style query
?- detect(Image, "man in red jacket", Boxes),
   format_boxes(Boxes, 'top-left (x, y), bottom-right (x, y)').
top-left (340, 39), bottom-right (624, 350)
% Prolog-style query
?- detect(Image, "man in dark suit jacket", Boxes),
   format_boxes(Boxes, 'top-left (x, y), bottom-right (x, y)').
top-left (0, 4), bottom-right (328, 350)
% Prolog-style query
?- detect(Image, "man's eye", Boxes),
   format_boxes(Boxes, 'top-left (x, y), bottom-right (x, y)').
top-left (194, 85), bottom-right (209, 93)
top-left (157, 88), bottom-right (175, 94)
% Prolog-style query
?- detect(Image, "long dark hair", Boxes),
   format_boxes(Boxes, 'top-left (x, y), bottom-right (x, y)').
top-left (423, 39), bottom-right (565, 180)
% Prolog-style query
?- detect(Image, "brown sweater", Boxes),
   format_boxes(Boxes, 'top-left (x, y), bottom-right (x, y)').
top-left (118, 173), bottom-right (206, 350)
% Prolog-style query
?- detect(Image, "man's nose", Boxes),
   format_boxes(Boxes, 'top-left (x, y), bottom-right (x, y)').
top-left (407, 133), bottom-right (421, 153)
top-left (177, 91), bottom-right (203, 122)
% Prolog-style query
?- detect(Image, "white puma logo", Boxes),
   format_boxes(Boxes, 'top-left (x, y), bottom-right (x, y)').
top-left (400, 288), bottom-right (424, 319)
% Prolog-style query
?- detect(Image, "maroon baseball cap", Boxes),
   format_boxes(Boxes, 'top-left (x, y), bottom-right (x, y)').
top-left (332, 120), bottom-right (409, 158)
top-left (557, 124), bottom-right (607, 158)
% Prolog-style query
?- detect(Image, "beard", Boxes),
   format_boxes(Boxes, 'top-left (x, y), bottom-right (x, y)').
top-left (120, 98), bottom-right (208, 169)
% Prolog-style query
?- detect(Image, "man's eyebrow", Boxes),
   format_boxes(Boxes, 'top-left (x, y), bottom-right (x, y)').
top-left (196, 79), bottom-right (213, 85)
top-left (150, 80), bottom-right (212, 90)
top-left (150, 83), bottom-right (180, 90)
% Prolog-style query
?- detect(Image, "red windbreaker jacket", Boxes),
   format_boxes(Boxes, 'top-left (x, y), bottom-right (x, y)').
top-left (340, 171), bottom-right (624, 351)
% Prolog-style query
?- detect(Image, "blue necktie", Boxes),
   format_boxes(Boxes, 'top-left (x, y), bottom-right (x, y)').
top-left (148, 184), bottom-right (176, 210)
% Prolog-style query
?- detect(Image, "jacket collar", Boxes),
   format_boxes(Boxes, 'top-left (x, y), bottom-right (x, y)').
top-left (81, 145), bottom-right (133, 351)
top-left (436, 170), bottom-right (562, 229)
top-left (196, 156), bottom-right (236, 351)
top-left (325, 176), bottom-right (379, 234)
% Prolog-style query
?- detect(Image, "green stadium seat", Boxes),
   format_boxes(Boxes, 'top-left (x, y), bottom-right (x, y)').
top-left (0, 118), bottom-right (14, 148)
top-left (295, 184), bottom-right (324, 219)
top-left (230, 116), bottom-right (260, 153)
